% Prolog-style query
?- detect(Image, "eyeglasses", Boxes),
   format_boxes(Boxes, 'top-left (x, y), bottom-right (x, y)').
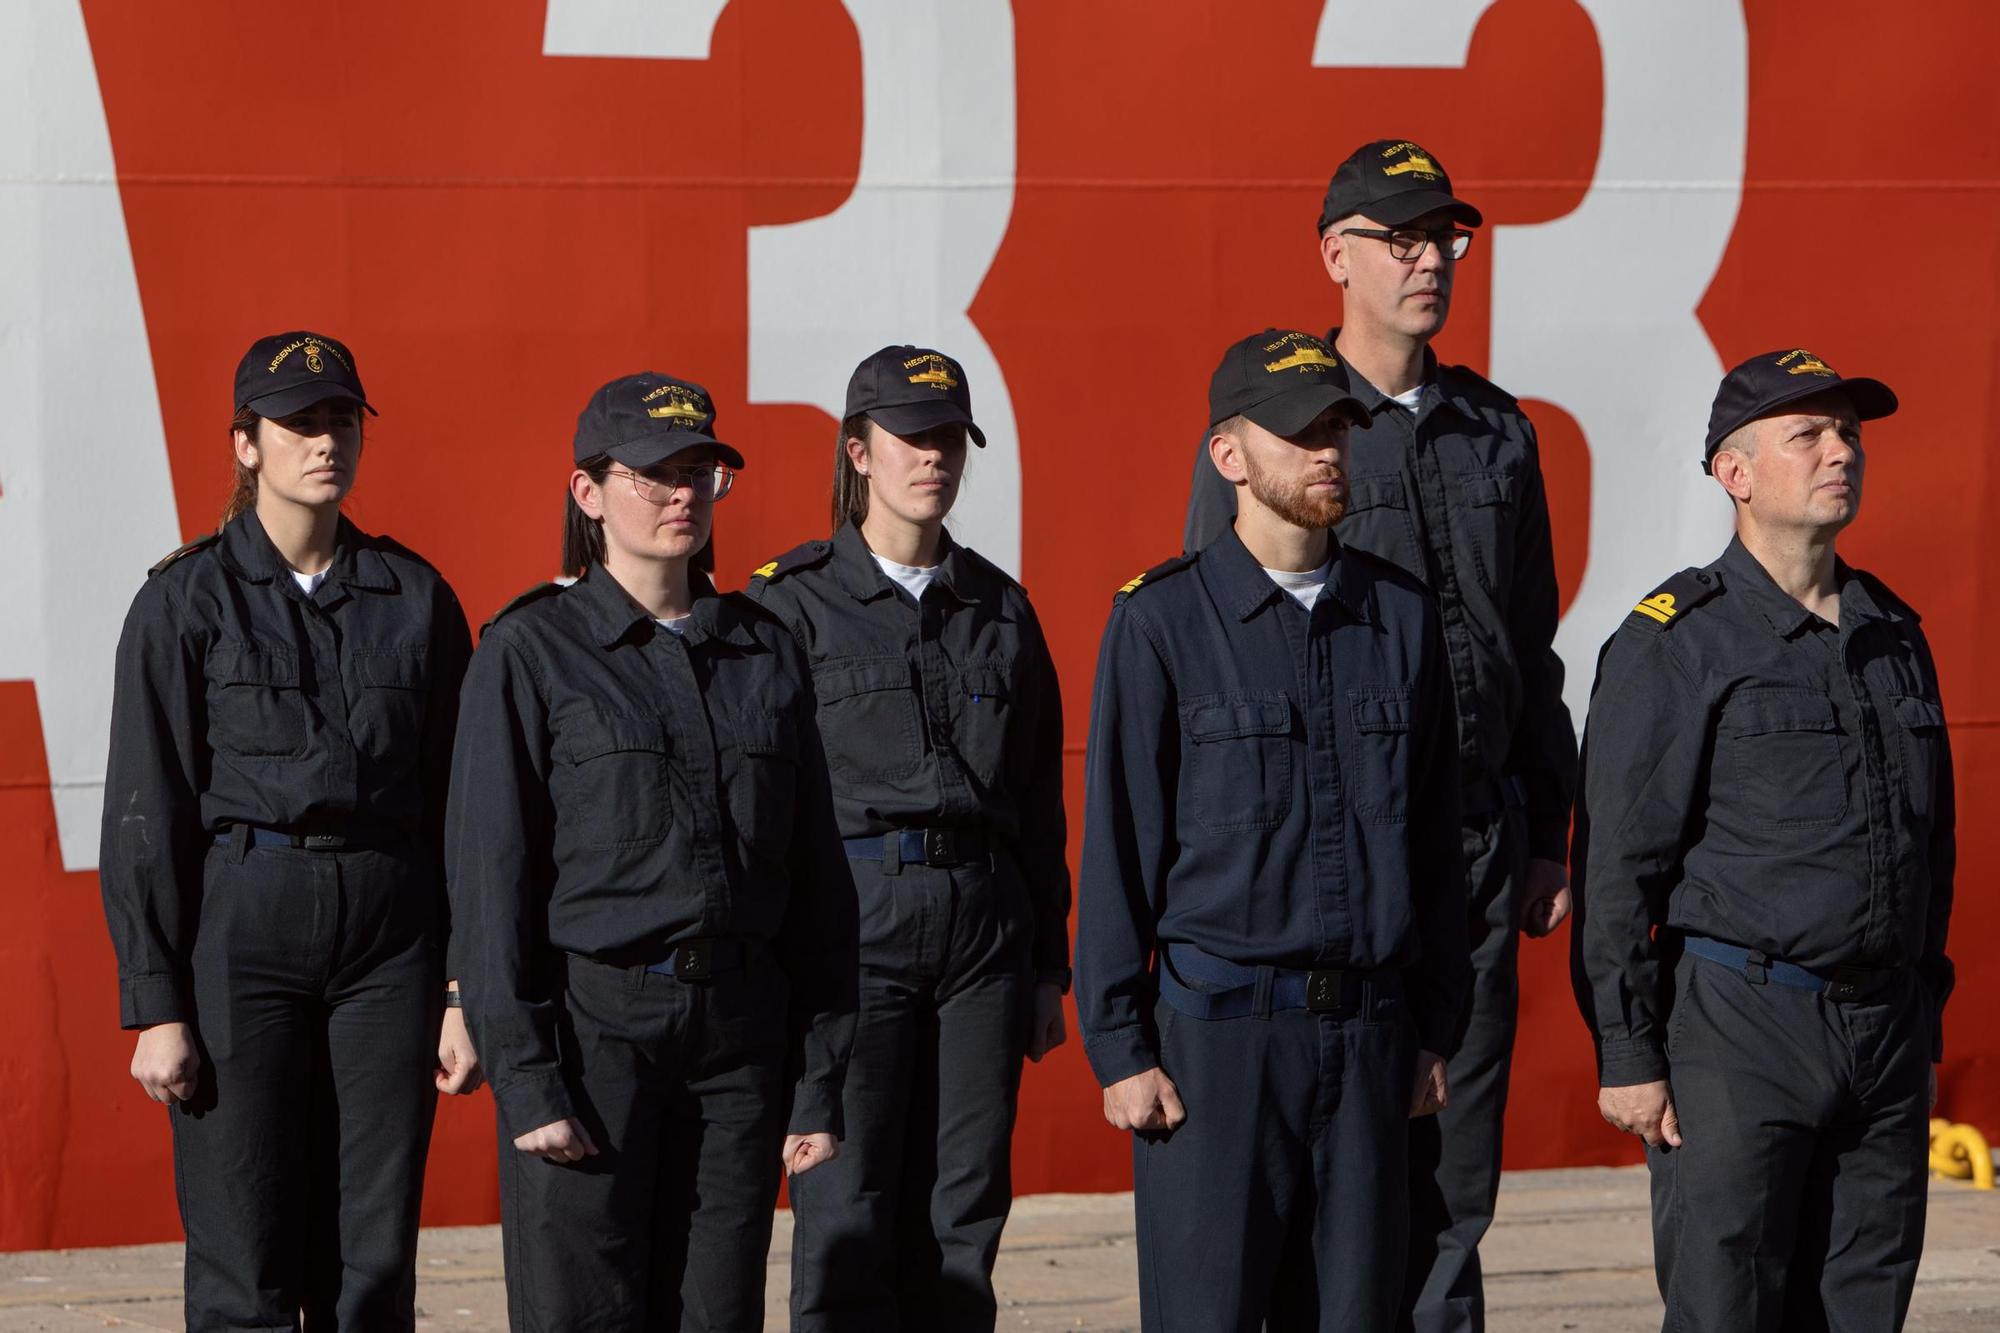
top-left (607, 465), bottom-right (735, 503)
top-left (1339, 226), bottom-right (1474, 262)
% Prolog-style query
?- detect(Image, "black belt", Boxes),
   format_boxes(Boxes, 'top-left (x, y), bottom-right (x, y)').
top-left (1682, 935), bottom-right (1900, 1004)
top-left (1157, 942), bottom-right (1402, 1020)
top-left (641, 938), bottom-right (745, 982)
top-left (214, 822), bottom-right (395, 853)
top-left (842, 827), bottom-right (989, 874)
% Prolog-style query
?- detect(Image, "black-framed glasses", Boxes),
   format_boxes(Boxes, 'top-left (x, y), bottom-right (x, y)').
top-left (1340, 226), bottom-right (1474, 262)
top-left (607, 464), bottom-right (735, 503)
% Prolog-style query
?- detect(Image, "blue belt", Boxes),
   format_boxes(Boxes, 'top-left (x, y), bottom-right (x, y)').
top-left (1157, 942), bottom-right (1401, 1021)
top-left (1682, 935), bottom-right (1890, 1004)
top-left (842, 827), bottom-right (988, 874)
top-left (641, 938), bottom-right (745, 982)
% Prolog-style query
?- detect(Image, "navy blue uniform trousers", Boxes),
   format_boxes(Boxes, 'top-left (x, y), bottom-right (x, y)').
top-left (1648, 950), bottom-right (1930, 1332)
top-left (172, 840), bottom-right (440, 1332)
top-left (789, 853), bottom-right (1031, 1331)
top-left (1404, 804), bottom-right (1525, 1333)
top-left (1134, 983), bottom-right (1418, 1332)
top-left (496, 949), bottom-right (790, 1332)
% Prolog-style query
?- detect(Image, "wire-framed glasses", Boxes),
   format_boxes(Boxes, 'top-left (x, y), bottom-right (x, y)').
top-left (607, 464), bottom-right (735, 503)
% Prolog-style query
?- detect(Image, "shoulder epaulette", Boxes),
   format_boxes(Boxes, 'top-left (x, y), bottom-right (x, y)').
top-left (148, 532), bottom-right (220, 576)
top-left (957, 544), bottom-right (1026, 593)
top-left (1114, 553), bottom-right (1196, 604)
top-left (1625, 567), bottom-right (1720, 632)
top-left (1853, 569), bottom-right (1921, 623)
top-left (483, 582), bottom-right (565, 631)
top-left (368, 532), bottom-right (442, 573)
top-left (749, 540), bottom-right (832, 584)
top-left (1436, 361), bottom-right (1521, 408)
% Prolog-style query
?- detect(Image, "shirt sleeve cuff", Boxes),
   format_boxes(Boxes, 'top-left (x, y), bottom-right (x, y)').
top-left (1408, 992), bottom-right (1465, 1062)
top-left (1526, 813), bottom-right (1570, 865)
top-left (492, 1071), bottom-right (578, 1142)
top-left (119, 975), bottom-right (188, 1030)
top-left (1083, 1027), bottom-right (1160, 1088)
top-left (1597, 1038), bottom-right (1670, 1087)
top-left (1036, 967), bottom-right (1073, 994)
top-left (788, 1078), bottom-right (844, 1139)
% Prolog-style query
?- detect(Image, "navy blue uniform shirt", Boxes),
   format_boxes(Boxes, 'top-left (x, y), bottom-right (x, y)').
top-left (1076, 528), bottom-right (1469, 1086)
top-left (445, 565), bottom-right (858, 1139)
top-left (101, 511), bottom-right (471, 1029)
top-left (1186, 342), bottom-right (1576, 854)
top-left (1572, 537), bottom-right (1956, 1085)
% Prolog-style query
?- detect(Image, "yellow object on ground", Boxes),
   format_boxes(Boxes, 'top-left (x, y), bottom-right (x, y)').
top-left (1929, 1120), bottom-right (1995, 1188)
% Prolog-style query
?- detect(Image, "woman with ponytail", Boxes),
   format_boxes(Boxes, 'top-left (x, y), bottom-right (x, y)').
top-left (99, 331), bottom-right (477, 1329)
top-left (748, 346), bottom-right (1072, 1331)
top-left (447, 372), bottom-right (857, 1329)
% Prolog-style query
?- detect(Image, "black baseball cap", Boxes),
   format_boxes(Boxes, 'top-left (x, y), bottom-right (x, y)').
top-left (844, 345), bottom-right (987, 447)
top-left (1209, 330), bottom-right (1367, 436)
top-left (234, 331), bottom-right (375, 419)
top-left (573, 373), bottom-right (745, 470)
top-left (1703, 348), bottom-right (1898, 471)
top-left (1317, 139), bottom-right (1483, 233)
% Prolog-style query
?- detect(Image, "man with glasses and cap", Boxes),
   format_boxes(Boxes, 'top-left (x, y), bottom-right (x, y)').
top-left (1080, 330), bottom-right (1469, 1329)
top-left (1186, 139), bottom-right (1577, 1333)
top-left (1571, 350), bottom-right (1952, 1330)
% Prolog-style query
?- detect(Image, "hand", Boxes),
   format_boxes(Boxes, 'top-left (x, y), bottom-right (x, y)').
top-left (1410, 1049), bottom-right (1449, 1117)
top-left (435, 1000), bottom-right (483, 1095)
top-left (131, 1022), bottom-right (201, 1103)
top-left (1025, 982), bottom-right (1067, 1062)
top-left (782, 1132), bottom-right (839, 1178)
top-left (1101, 1066), bottom-right (1186, 1133)
top-left (1520, 857), bottom-right (1572, 937)
top-left (513, 1118), bottom-right (599, 1163)
top-left (1599, 1080), bottom-right (1682, 1148)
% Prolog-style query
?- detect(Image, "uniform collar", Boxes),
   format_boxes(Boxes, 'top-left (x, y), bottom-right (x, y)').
top-left (830, 518), bottom-right (979, 606)
top-left (1201, 525), bottom-right (1371, 624)
top-left (1716, 535), bottom-right (1887, 638)
top-left (217, 510), bottom-right (396, 596)
top-left (1324, 327), bottom-right (1456, 423)
top-left (572, 563), bottom-right (752, 650)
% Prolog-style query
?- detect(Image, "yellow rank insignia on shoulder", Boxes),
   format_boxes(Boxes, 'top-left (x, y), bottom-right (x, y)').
top-left (1632, 592), bottom-right (1678, 624)
top-left (1113, 553), bottom-right (1195, 602)
top-left (752, 560), bottom-right (779, 579)
top-left (1627, 568), bottom-right (1720, 631)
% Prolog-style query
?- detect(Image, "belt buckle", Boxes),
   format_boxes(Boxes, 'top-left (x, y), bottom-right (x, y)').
top-left (924, 828), bottom-right (957, 867)
top-left (1305, 969), bottom-right (1344, 1013)
top-left (673, 940), bottom-right (714, 982)
top-left (300, 833), bottom-right (347, 850)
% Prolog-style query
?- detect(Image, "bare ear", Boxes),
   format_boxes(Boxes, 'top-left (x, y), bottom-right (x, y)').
top-left (844, 417), bottom-right (876, 477)
top-left (1710, 447), bottom-right (1753, 505)
top-left (231, 429), bottom-right (259, 470)
top-left (570, 469), bottom-right (605, 520)
top-left (1320, 229), bottom-right (1347, 288)
top-left (1208, 428), bottom-right (1248, 485)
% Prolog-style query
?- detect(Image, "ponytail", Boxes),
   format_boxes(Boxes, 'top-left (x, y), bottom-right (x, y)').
top-left (831, 413), bottom-right (873, 535)
top-left (219, 407), bottom-right (261, 527)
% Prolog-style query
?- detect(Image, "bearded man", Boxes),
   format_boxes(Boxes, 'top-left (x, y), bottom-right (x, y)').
top-left (1077, 330), bottom-right (1471, 1330)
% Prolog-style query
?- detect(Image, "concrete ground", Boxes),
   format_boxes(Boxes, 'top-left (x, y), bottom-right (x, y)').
top-left (2, 1167), bottom-right (1995, 1330)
